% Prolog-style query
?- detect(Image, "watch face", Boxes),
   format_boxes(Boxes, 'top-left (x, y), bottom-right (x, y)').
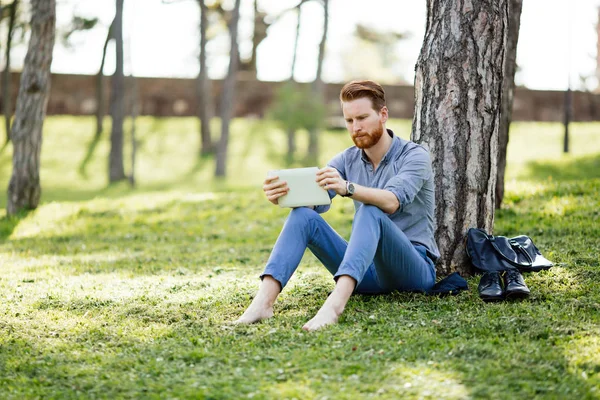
top-left (348, 183), bottom-right (355, 196)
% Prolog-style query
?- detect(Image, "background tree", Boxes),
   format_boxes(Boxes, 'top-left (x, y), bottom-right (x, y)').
top-left (95, 18), bottom-right (113, 144)
top-left (61, 14), bottom-right (104, 146)
top-left (7, 0), bottom-right (56, 216)
top-left (62, 14), bottom-right (110, 176)
top-left (127, 74), bottom-right (138, 187)
top-left (307, 0), bottom-right (328, 164)
top-left (343, 23), bottom-right (407, 83)
top-left (109, 0), bottom-right (126, 183)
top-left (411, 0), bottom-right (508, 275)
top-left (284, 0), bottom-right (308, 161)
top-left (2, 0), bottom-right (18, 144)
top-left (197, 0), bottom-right (212, 156)
top-left (496, 0), bottom-right (523, 209)
top-left (238, 0), bottom-right (268, 76)
top-left (215, 0), bottom-right (241, 177)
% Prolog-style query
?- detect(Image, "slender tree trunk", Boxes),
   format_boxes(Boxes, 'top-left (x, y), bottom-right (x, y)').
top-left (215, 0), bottom-right (241, 177)
top-left (307, 0), bottom-right (328, 162)
top-left (128, 74), bottom-right (138, 187)
top-left (197, 0), bottom-right (212, 156)
top-left (248, 0), bottom-right (260, 76)
top-left (496, 0), bottom-right (523, 209)
top-left (286, 1), bottom-right (304, 160)
top-left (96, 17), bottom-right (114, 139)
top-left (109, 0), bottom-right (126, 182)
top-left (411, 0), bottom-right (508, 275)
top-left (2, 0), bottom-right (18, 144)
top-left (563, 88), bottom-right (571, 153)
top-left (7, 0), bottom-right (56, 216)
top-left (290, 4), bottom-right (302, 81)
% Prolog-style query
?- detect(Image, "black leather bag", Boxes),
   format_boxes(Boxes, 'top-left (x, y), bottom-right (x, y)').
top-left (466, 228), bottom-right (553, 273)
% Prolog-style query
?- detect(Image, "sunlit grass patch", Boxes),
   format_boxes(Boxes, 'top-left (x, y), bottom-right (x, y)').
top-left (0, 117), bottom-right (599, 398)
top-left (563, 334), bottom-right (600, 388)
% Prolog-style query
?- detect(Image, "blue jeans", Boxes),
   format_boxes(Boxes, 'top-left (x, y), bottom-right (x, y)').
top-left (261, 205), bottom-right (436, 294)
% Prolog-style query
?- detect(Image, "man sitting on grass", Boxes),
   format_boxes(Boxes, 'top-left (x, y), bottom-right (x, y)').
top-left (235, 80), bottom-right (440, 331)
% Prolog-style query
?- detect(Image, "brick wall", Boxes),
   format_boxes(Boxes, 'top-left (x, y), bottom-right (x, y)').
top-left (1, 72), bottom-right (599, 121)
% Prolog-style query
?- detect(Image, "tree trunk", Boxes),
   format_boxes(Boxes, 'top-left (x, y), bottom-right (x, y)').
top-left (78, 18), bottom-right (114, 176)
top-left (2, 0), bottom-right (18, 144)
top-left (563, 88), bottom-right (571, 153)
top-left (96, 17), bottom-right (114, 139)
top-left (248, 0), bottom-right (260, 76)
top-left (215, 0), bottom-right (241, 177)
top-left (290, 3), bottom-right (303, 81)
top-left (411, 0), bottom-right (508, 276)
top-left (7, 0), bottom-right (55, 216)
top-left (307, 0), bottom-right (328, 162)
top-left (496, 0), bottom-right (523, 209)
top-left (128, 74), bottom-right (138, 187)
top-left (109, 0), bottom-right (126, 182)
top-left (285, 2), bottom-right (304, 161)
top-left (197, 0), bottom-right (213, 156)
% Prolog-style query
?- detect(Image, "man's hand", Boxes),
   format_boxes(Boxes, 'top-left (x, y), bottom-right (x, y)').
top-left (316, 167), bottom-right (347, 196)
top-left (263, 175), bottom-right (289, 205)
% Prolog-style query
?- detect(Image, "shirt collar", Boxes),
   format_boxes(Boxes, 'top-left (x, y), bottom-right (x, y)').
top-left (360, 129), bottom-right (400, 164)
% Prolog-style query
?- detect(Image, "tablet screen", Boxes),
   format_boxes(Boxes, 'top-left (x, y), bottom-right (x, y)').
top-left (267, 167), bottom-right (332, 208)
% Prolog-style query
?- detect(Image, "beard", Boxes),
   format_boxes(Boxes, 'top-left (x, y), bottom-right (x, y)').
top-left (351, 123), bottom-right (385, 149)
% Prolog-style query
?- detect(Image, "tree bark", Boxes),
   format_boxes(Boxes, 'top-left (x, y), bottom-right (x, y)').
top-left (215, 0), bottom-right (241, 177)
top-left (496, 0), bottom-right (523, 209)
top-left (2, 0), bottom-right (18, 144)
top-left (109, 0), bottom-right (126, 182)
top-left (7, 0), bottom-right (55, 216)
top-left (307, 0), bottom-right (328, 162)
top-left (411, 0), bottom-right (508, 275)
top-left (197, 0), bottom-right (213, 156)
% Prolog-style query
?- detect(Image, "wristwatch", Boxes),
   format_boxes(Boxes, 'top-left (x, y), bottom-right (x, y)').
top-left (342, 181), bottom-right (355, 197)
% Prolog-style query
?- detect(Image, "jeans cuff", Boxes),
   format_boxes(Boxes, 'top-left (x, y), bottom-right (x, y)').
top-left (260, 272), bottom-right (285, 292)
top-left (333, 269), bottom-right (362, 288)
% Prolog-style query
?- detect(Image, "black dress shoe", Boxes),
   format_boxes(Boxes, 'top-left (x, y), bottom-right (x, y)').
top-left (503, 269), bottom-right (530, 299)
top-left (478, 271), bottom-right (504, 302)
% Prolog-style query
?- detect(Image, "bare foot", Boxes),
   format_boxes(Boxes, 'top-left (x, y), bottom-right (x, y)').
top-left (302, 306), bottom-right (340, 332)
top-left (233, 305), bottom-right (274, 325)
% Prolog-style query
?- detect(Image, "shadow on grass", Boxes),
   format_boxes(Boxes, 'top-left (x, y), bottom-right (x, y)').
top-left (78, 134), bottom-right (103, 178)
top-left (1, 193), bottom-right (282, 276)
top-left (182, 151), bottom-right (213, 181)
top-left (0, 144), bottom-right (12, 180)
top-left (525, 153), bottom-right (600, 182)
top-left (0, 139), bottom-right (9, 155)
top-left (0, 209), bottom-right (32, 241)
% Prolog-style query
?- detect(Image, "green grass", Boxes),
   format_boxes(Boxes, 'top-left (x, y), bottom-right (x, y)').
top-left (0, 117), bottom-right (599, 399)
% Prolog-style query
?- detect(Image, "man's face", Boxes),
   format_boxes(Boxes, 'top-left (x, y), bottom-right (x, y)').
top-left (342, 97), bottom-right (388, 149)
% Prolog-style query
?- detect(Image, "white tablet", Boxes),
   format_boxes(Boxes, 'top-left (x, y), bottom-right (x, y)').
top-left (267, 167), bottom-right (332, 208)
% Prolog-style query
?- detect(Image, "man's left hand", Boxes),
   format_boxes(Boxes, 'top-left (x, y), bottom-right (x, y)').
top-left (316, 167), bottom-right (347, 196)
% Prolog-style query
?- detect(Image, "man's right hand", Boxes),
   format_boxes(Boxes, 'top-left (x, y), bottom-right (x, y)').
top-left (263, 175), bottom-right (289, 205)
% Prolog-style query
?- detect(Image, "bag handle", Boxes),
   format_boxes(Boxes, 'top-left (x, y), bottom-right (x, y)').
top-left (489, 236), bottom-right (534, 267)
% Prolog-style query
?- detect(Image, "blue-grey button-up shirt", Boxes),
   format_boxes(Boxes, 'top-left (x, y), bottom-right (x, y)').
top-left (316, 129), bottom-right (440, 261)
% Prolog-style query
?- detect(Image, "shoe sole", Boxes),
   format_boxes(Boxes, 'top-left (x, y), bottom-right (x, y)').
top-left (505, 291), bottom-right (530, 299)
top-left (480, 295), bottom-right (505, 302)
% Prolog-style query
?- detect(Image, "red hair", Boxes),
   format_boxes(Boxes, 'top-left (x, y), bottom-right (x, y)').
top-left (339, 80), bottom-right (386, 112)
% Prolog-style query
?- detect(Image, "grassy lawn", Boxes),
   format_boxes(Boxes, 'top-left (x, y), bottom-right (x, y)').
top-left (0, 117), bottom-right (599, 399)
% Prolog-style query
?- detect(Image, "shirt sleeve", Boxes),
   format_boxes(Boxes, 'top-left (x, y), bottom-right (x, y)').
top-left (313, 151), bottom-right (346, 214)
top-left (384, 146), bottom-right (432, 212)
top-left (327, 151), bottom-right (347, 180)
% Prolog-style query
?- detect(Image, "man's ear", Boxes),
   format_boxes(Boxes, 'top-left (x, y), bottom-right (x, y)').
top-left (380, 106), bottom-right (389, 123)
